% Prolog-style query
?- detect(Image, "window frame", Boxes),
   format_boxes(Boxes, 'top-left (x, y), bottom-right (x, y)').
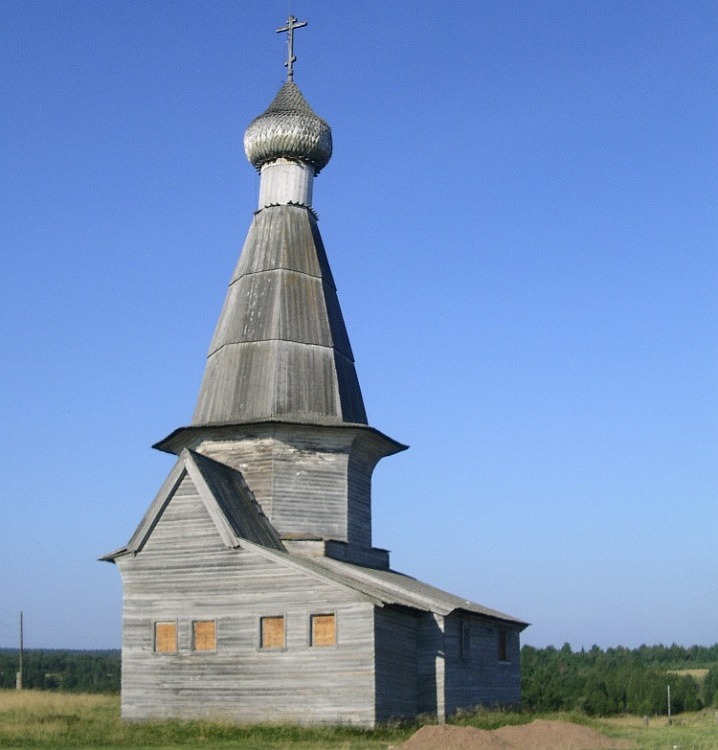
top-left (309, 612), bottom-right (337, 648)
top-left (191, 619), bottom-right (217, 653)
top-left (259, 615), bottom-right (286, 650)
top-left (154, 620), bottom-right (178, 654)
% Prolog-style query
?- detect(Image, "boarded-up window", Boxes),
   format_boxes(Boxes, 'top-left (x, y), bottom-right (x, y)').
top-left (154, 621), bottom-right (177, 653)
top-left (260, 616), bottom-right (285, 649)
top-left (310, 613), bottom-right (336, 646)
top-left (498, 629), bottom-right (509, 662)
top-left (192, 620), bottom-right (216, 651)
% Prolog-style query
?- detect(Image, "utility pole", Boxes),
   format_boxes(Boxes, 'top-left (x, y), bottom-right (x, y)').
top-left (16, 611), bottom-right (23, 690)
top-left (667, 684), bottom-right (672, 725)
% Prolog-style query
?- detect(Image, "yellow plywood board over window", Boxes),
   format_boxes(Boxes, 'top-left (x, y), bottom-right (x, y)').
top-left (193, 620), bottom-right (216, 651)
top-left (311, 613), bottom-right (336, 646)
top-left (155, 622), bottom-right (177, 653)
top-left (261, 616), bottom-right (285, 649)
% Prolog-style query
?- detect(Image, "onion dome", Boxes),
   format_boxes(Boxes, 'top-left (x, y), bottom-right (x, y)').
top-left (244, 81), bottom-right (332, 174)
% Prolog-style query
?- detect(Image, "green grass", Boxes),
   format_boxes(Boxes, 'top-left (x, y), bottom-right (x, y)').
top-left (597, 710), bottom-right (718, 750)
top-left (1, 690), bottom-right (717, 749)
top-left (0, 690), bottom-right (412, 749)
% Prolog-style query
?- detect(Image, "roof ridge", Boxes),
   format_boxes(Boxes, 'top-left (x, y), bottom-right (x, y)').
top-left (185, 450), bottom-right (285, 551)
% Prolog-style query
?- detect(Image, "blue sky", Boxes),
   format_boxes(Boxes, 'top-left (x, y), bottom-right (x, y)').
top-left (1, 1), bottom-right (716, 651)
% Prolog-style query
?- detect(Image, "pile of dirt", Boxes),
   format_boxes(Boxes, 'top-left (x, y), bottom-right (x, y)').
top-left (391, 719), bottom-right (636, 750)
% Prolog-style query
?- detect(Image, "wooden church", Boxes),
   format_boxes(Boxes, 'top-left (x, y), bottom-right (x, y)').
top-left (103, 18), bottom-right (527, 727)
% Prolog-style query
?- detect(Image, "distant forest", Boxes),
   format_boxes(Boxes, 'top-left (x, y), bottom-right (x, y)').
top-left (2, 644), bottom-right (717, 716)
top-left (522, 643), bottom-right (718, 715)
top-left (0, 649), bottom-right (120, 693)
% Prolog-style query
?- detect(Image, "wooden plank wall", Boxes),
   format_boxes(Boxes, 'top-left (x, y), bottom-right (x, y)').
top-left (191, 425), bottom-right (389, 551)
top-left (443, 614), bottom-right (522, 713)
top-left (195, 428), bottom-right (354, 542)
top-left (346, 450), bottom-right (373, 547)
top-left (374, 607), bottom-right (419, 722)
top-left (117, 474), bottom-right (378, 726)
top-left (417, 612), bottom-right (444, 719)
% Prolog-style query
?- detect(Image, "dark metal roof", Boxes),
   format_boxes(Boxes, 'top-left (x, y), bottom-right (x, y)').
top-left (192, 204), bottom-right (367, 427)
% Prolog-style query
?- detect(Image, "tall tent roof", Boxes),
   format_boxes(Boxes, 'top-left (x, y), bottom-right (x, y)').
top-left (191, 204), bottom-right (367, 427)
top-left (190, 80), bottom-right (365, 429)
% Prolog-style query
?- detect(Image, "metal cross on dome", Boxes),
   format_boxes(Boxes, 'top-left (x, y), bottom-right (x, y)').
top-left (276, 15), bottom-right (308, 81)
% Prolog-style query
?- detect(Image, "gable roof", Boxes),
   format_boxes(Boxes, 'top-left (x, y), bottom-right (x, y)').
top-left (269, 548), bottom-right (527, 627)
top-left (101, 451), bottom-right (526, 628)
top-left (230, 537), bottom-right (527, 628)
top-left (186, 450), bottom-right (284, 550)
top-left (100, 449), bottom-right (284, 561)
top-left (305, 556), bottom-right (527, 626)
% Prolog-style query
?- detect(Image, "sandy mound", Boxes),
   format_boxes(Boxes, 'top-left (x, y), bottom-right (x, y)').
top-left (391, 724), bottom-right (508, 750)
top-left (392, 719), bottom-right (636, 750)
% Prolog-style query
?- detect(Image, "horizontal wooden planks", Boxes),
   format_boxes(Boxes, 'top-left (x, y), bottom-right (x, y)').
top-left (118, 479), bottom-right (378, 726)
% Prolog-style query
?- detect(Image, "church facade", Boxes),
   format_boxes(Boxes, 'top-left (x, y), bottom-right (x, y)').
top-left (103, 19), bottom-right (527, 727)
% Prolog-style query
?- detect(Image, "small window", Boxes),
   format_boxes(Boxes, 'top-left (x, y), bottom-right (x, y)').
top-left (192, 620), bottom-right (216, 652)
top-left (260, 615), bottom-right (285, 649)
top-left (310, 613), bottom-right (336, 647)
top-left (460, 618), bottom-right (471, 659)
top-left (154, 621), bottom-right (177, 653)
top-left (498, 629), bottom-right (509, 662)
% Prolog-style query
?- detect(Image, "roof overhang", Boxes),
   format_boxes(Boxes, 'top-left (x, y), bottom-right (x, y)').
top-left (153, 419), bottom-right (408, 458)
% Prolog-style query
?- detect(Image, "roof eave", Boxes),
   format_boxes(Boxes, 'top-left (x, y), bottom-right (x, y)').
top-left (98, 546), bottom-right (130, 563)
top-left (153, 420), bottom-right (408, 457)
top-left (451, 605), bottom-right (530, 630)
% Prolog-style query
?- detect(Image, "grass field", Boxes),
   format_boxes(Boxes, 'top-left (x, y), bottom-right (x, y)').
top-left (601, 710), bottom-right (718, 749)
top-left (668, 667), bottom-right (710, 683)
top-left (1, 690), bottom-right (716, 749)
top-left (0, 691), bottom-right (409, 750)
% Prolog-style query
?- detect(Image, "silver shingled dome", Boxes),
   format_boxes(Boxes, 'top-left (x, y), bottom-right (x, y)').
top-left (244, 81), bottom-right (332, 174)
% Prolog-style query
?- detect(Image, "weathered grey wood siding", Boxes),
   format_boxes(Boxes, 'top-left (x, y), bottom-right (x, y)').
top-left (443, 614), bottom-right (522, 714)
top-left (195, 429), bottom-right (351, 540)
top-left (373, 607), bottom-right (419, 722)
top-left (117, 474), bottom-right (378, 726)
top-left (417, 613), bottom-right (444, 718)
top-left (347, 449), bottom-right (372, 547)
top-left (184, 424), bottom-right (398, 549)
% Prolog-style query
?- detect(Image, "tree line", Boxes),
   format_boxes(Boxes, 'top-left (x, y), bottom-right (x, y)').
top-left (2, 644), bottom-right (718, 716)
top-left (522, 643), bottom-right (718, 716)
top-left (0, 649), bottom-right (120, 693)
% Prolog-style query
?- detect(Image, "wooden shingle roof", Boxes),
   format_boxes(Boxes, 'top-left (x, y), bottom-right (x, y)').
top-left (244, 81), bottom-right (332, 173)
top-left (102, 449), bottom-right (525, 628)
top-left (101, 449), bottom-right (284, 560)
top-left (191, 204), bottom-right (367, 427)
top-left (292, 554), bottom-right (529, 628)
top-left (187, 450), bottom-right (285, 551)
